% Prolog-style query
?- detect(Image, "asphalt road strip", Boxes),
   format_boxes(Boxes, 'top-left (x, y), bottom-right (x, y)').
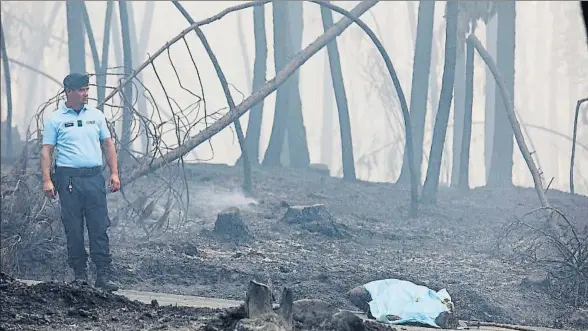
top-left (15, 279), bottom-right (568, 331)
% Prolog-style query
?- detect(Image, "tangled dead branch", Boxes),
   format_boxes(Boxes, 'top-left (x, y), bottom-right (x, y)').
top-left (1, 165), bottom-right (63, 276)
top-left (500, 207), bottom-right (588, 307)
top-left (1, 54), bottom-right (218, 270)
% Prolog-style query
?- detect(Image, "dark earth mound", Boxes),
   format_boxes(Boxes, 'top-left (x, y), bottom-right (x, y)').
top-left (2, 163), bottom-right (588, 330)
top-left (0, 272), bottom-right (218, 330)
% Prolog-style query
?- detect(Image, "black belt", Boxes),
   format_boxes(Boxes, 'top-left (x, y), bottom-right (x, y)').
top-left (54, 166), bottom-right (101, 177)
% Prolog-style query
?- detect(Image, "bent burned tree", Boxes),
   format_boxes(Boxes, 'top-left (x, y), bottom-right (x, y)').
top-left (467, 35), bottom-right (561, 236)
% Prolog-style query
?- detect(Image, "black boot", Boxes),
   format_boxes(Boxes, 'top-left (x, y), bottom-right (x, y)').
top-left (95, 267), bottom-right (119, 292)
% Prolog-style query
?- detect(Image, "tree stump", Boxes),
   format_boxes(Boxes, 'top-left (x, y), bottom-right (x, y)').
top-left (281, 204), bottom-right (347, 238)
top-left (278, 288), bottom-right (293, 330)
top-left (237, 281), bottom-right (293, 331)
top-left (245, 280), bottom-right (273, 318)
top-left (213, 207), bottom-right (252, 242)
top-left (292, 299), bottom-right (337, 327)
top-left (330, 310), bottom-right (366, 331)
top-left (346, 285), bottom-right (372, 315)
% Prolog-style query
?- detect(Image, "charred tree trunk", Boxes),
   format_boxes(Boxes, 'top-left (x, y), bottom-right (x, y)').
top-left (98, 1), bottom-right (113, 109)
top-left (428, 25), bottom-right (442, 133)
top-left (458, 39), bottom-right (474, 189)
top-left (285, 1), bottom-right (310, 168)
top-left (487, 0), bottom-right (515, 188)
top-left (0, 22), bottom-right (13, 160)
top-left (128, 1), bottom-right (151, 153)
top-left (66, 1), bottom-right (86, 73)
top-left (320, 4), bottom-right (356, 181)
top-left (118, 0), bottom-right (133, 166)
top-left (451, 41), bottom-right (466, 187)
top-left (421, 0), bottom-right (458, 204)
top-left (320, 53), bottom-right (334, 168)
top-left (245, 5), bottom-right (267, 164)
top-left (81, 0), bottom-right (112, 110)
top-left (484, 14), bottom-right (497, 182)
top-left (397, 0), bottom-right (435, 185)
top-left (570, 98), bottom-right (588, 194)
top-left (173, 1), bottom-right (253, 193)
top-left (263, 2), bottom-right (294, 167)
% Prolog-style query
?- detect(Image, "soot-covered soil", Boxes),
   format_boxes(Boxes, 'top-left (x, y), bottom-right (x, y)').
top-left (2, 163), bottom-right (588, 330)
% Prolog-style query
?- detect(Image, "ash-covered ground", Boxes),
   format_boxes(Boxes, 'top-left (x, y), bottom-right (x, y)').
top-left (2, 163), bottom-right (587, 330)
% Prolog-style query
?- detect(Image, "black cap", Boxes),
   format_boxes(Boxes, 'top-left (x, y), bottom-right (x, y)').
top-left (63, 73), bottom-right (89, 90)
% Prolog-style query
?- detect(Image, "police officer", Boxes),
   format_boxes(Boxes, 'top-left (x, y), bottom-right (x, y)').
top-left (41, 73), bottom-right (120, 292)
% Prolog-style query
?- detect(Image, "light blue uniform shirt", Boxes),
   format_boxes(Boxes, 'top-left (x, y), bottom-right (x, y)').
top-left (42, 104), bottom-right (111, 168)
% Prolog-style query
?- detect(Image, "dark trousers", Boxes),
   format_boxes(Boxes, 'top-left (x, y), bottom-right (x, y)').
top-left (54, 166), bottom-right (112, 272)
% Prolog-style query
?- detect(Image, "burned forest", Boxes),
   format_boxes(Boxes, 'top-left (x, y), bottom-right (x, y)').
top-left (1, 1), bottom-right (588, 331)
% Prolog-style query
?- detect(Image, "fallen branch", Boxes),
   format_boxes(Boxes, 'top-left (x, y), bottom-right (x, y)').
top-left (570, 97), bottom-right (588, 194)
top-left (467, 34), bottom-right (560, 236)
top-left (464, 321), bottom-right (538, 331)
top-left (500, 206), bottom-right (587, 307)
top-left (120, 0), bottom-right (379, 185)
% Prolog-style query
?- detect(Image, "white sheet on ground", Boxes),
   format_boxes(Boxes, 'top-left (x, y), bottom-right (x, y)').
top-left (363, 278), bottom-right (452, 328)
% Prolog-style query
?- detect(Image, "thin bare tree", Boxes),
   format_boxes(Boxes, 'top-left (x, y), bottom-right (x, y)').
top-left (397, 0), bottom-right (435, 186)
top-left (421, 1), bottom-right (459, 203)
top-left (66, 1), bottom-right (86, 73)
top-left (118, 0), bottom-right (133, 166)
top-left (487, 0), bottom-right (516, 188)
top-left (320, 3), bottom-right (356, 181)
top-left (458, 38), bottom-right (475, 189)
top-left (1, 21), bottom-right (13, 159)
top-left (244, 5), bottom-right (268, 164)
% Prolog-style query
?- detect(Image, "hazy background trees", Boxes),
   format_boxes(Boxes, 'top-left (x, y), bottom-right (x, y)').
top-left (1, 0), bottom-right (587, 197)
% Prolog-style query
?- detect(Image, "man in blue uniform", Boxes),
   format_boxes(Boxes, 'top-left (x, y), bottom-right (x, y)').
top-left (41, 73), bottom-right (120, 292)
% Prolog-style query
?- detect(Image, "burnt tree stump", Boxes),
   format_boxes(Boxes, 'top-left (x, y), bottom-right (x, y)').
top-left (280, 204), bottom-right (347, 238)
top-left (213, 207), bottom-right (252, 242)
top-left (245, 280), bottom-right (273, 318)
top-left (346, 285), bottom-right (372, 315)
top-left (278, 288), bottom-right (293, 330)
top-left (237, 280), bottom-right (293, 331)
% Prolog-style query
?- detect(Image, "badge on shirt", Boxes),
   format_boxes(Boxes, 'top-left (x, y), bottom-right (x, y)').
top-left (86, 120), bottom-right (96, 125)
top-left (64, 122), bottom-right (74, 128)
